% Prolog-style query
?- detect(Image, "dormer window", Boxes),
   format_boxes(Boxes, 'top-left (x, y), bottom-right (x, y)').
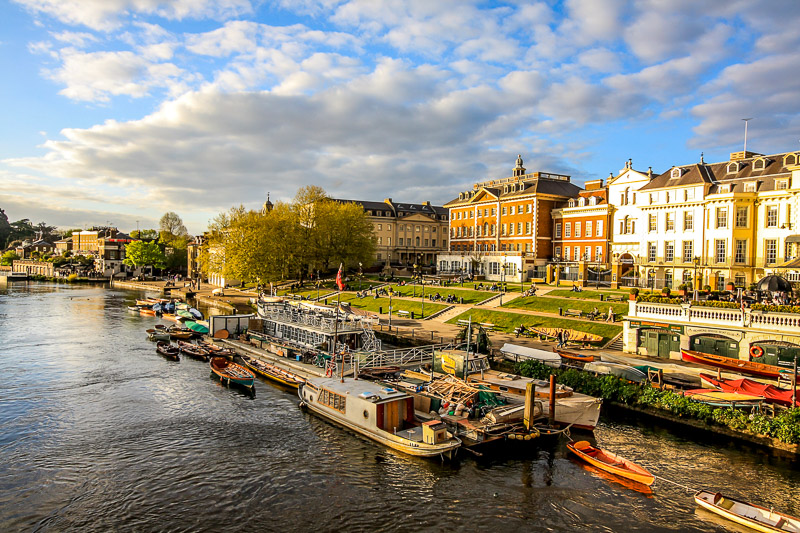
top-left (727, 162), bottom-right (742, 174)
top-left (578, 198), bottom-right (586, 207)
top-left (719, 185), bottom-right (730, 193)
top-left (753, 158), bottom-right (770, 171)
top-left (504, 185), bottom-right (508, 194)
top-left (744, 182), bottom-right (757, 192)
top-left (776, 180), bottom-right (789, 190)
top-left (511, 184), bottom-right (516, 192)
top-left (589, 196), bottom-right (597, 206)
top-left (671, 167), bottom-right (683, 179)
top-left (519, 183), bottom-right (525, 191)
top-left (459, 193), bottom-right (464, 200)
top-left (784, 153), bottom-right (798, 167)
top-left (568, 199), bottom-right (576, 207)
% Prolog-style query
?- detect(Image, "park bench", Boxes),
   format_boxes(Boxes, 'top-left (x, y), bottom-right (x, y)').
top-left (396, 310), bottom-right (410, 318)
top-left (564, 308), bottom-right (583, 318)
top-left (605, 295), bottom-right (626, 302)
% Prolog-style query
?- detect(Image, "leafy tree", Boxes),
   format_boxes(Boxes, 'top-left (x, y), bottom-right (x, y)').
top-left (130, 229), bottom-right (159, 241)
top-left (159, 212), bottom-right (188, 238)
top-left (35, 222), bottom-right (57, 241)
top-left (1, 250), bottom-right (20, 266)
top-left (124, 241), bottom-right (166, 269)
top-left (0, 208), bottom-right (10, 248)
top-left (9, 219), bottom-right (35, 242)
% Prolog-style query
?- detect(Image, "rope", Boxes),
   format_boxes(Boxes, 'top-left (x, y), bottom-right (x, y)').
top-left (654, 475), bottom-right (701, 493)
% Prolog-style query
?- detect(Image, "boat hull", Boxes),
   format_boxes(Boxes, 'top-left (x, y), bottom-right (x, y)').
top-left (242, 356), bottom-right (303, 389)
top-left (682, 349), bottom-right (782, 378)
top-left (567, 441), bottom-right (654, 486)
top-left (694, 490), bottom-right (800, 533)
top-left (210, 358), bottom-right (255, 388)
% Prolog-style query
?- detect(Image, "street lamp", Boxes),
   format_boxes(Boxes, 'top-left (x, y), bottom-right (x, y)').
top-left (692, 256), bottom-right (700, 300)
top-left (518, 266), bottom-right (524, 292)
top-left (358, 262), bottom-right (363, 291)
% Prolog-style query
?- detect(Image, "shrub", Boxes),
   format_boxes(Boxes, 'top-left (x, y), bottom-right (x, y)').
top-left (661, 287), bottom-right (671, 296)
top-left (67, 273), bottom-right (78, 282)
top-left (629, 287), bottom-right (639, 296)
top-left (677, 284), bottom-right (687, 291)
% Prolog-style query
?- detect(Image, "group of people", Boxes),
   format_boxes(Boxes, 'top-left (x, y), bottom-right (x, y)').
top-left (587, 306), bottom-right (616, 322)
top-left (523, 286), bottom-right (537, 297)
top-left (428, 292), bottom-right (461, 304)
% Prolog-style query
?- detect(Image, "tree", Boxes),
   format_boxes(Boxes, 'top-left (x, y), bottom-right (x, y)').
top-left (0, 208), bottom-right (10, 248)
top-left (131, 229), bottom-right (159, 241)
top-left (159, 212), bottom-right (188, 238)
top-left (124, 241), bottom-right (166, 269)
top-left (1, 250), bottom-right (19, 266)
top-left (9, 219), bottom-right (35, 243)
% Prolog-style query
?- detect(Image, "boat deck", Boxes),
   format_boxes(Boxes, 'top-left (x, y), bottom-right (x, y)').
top-left (395, 427), bottom-right (424, 443)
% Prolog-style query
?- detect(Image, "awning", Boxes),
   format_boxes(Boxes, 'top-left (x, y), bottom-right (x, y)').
top-left (785, 235), bottom-right (800, 243)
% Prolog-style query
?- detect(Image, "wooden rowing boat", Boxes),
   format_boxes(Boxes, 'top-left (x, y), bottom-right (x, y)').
top-left (156, 341), bottom-right (180, 361)
top-left (700, 373), bottom-right (799, 407)
top-left (567, 440), bottom-right (654, 486)
top-left (241, 354), bottom-right (305, 389)
top-left (210, 357), bottom-right (255, 388)
top-left (694, 490), bottom-right (800, 533)
top-left (177, 340), bottom-right (209, 362)
top-left (529, 327), bottom-right (603, 343)
top-left (556, 349), bottom-right (595, 363)
top-left (683, 389), bottom-right (764, 408)
top-left (198, 340), bottom-right (235, 358)
top-left (681, 349), bottom-right (782, 378)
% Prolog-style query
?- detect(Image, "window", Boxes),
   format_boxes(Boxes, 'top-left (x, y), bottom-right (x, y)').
top-left (595, 246), bottom-right (602, 262)
top-left (585, 221), bottom-right (592, 237)
top-left (320, 388), bottom-right (346, 412)
top-left (509, 223), bottom-right (514, 236)
top-left (424, 239), bottom-right (429, 246)
top-left (517, 222), bottom-right (522, 234)
top-left (564, 248), bottom-right (570, 261)
top-left (574, 246), bottom-right (581, 261)
top-left (777, 180), bottom-right (788, 190)
top-left (649, 214), bottom-right (657, 232)
top-left (387, 237), bottom-right (391, 246)
top-left (715, 239), bottom-right (726, 263)
top-left (686, 188), bottom-right (695, 200)
top-left (648, 242), bottom-right (656, 262)
top-left (526, 222), bottom-right (531, 234)
top-left (555, 223), bottom-right (562, 238)
top-left (767, 206), bottom-right (778, 227)
top-left (666, 212), bottom-right (675, 231)
top-left (554, 246), bottom-right (561, 258)
top-left (665, 242), bottom-right (674, 262)
top-left (766, 239), bottom-right (777, 264)
top-left (730, 239), bottom-right (746, 264)
top-left (509, 206), bottom-right (515, 215)
top-left (377, 237), bottom-right (382, 245)
top-left (744, 182), bottom-right (756, 192)
top-left (415, 237), bottom-right (420, 246)
top-left (502, 207), bottom-right (507, 215)
top-left (575, 222), bottom-right (581, 236)
top-left (527, 204), bottom-right (532, 213)
top-left (716, 208), bottom-right (727, 229)
top-left (683, 241), bottom-right (693, 263)
top-left (565, 223), bottom-right (572, 237)
top-left (684, 211), bottom-right (693, 231)
top-left (492, 208), bottom-right (496, 216)
top-left (377, 223), bottom-right (382, 230)
top-left (501, 224), bottom-right (507, 236)
top-left (416, 225), bottom-right (421, 232)
top-left (786, 241), bottom-right (794, 261)
top-left (489, 262), bottom-right (500, 275)
top-left (736, 206), bottom-right (748, 228)
top-left (596, 220), bottom-right (603, 237)
top-left (399, 238), bottom-right (404, 246)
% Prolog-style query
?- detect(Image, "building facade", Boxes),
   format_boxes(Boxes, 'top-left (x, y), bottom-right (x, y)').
top-left (438, 155), bottom-right (581, 282)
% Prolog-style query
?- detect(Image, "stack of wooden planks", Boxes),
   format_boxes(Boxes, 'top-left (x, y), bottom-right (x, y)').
top-left (426, 375), bottom-right (480, 405)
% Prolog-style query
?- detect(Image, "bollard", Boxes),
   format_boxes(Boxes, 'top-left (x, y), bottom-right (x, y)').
top-left (600, 294), bottom-right (604, 301)
top-left (411, 311), bottom-right (415, 319)
top-left (558, 307), bottom-right (563, 316)
top-left (431, 331), bottom-right (434, 340)
top-left (379, 306), bottom-right (382, 314)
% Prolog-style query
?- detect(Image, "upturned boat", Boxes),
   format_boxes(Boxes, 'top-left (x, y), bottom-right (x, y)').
top-left (584, 361), bottom-right (647, 383)
top-left (299, 377), bottom-right (461, 459)
top-left (567, 440), bottom-right (654, 486)
top-left (209, 357), bottom-right (255, 389)
top-left (694, 490), bottom-right (800, 532)
top-left (156, 341), bottom-right (180, 361)
top-left (681, 349), bottom-right (782, 378)
top-left (240, 354), bottom-right (305, 389)
top-left (700, 373), bottom-right (799, 407)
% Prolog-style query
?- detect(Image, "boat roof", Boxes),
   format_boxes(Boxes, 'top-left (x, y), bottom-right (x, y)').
top-left (500, 343), bottom-right (560, 361)
top-left (309, 377), bottom-right (409, 403)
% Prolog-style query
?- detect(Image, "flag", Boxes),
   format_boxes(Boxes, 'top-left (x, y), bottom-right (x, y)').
top-left (336, 263), bottom-right (345, 291)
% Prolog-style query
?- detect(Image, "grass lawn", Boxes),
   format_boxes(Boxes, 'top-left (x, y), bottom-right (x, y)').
top-left (446, 309), bottom-right (622, 344)
top-left (503, 295), bottom-right (629, 316)
top-left (334, 293), bottom-right (448, 318)
top-left (545, 289), bottom-right (629, 300)
top-left (388, 284), bottom-right (498, 305)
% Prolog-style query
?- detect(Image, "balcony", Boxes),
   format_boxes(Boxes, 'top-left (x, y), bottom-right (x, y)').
top-left (628, 300), bottom-right (800, 334)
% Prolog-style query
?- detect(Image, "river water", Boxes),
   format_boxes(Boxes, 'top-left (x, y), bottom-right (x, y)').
top-left (1, 283), bottom-right (799, 532)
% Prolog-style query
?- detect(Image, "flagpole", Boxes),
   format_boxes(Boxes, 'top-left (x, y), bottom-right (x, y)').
top-left (333, 264), bottom-right (345, 382)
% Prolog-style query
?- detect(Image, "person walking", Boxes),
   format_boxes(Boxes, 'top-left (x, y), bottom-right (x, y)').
top-left (556, 330), bottom-right (564, 349)
top-left (606, 306), bottom-right (615, 322)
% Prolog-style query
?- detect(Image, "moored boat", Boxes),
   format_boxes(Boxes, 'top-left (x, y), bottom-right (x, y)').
top-left (681, 349), bottom-right (782, 379)
top-left (700, 373), bottom-right (799, 407)
top-left (210, 357), bottom-right (255, 389)
top-left (299, 377), bottom-right (461, 459)
top-left (694, 490), bottom-right (800, 533)
top-left (557, 349), bottom-right (595, 363)
top-left (240, 354), bottom-right (305, 389)
top-left (177, 340), bottom-right (209, 361)
top-left (682, 389), bottom-right (764, 408)
top-left (156, 341), bottom-right (180, 361)
top-left (567, 440), bottom-right (655, 486)
top-left (584, 361), bottom-right (647, 383)
top-left (500, 343), bottom-right (561, 367)
top-left (198, 340), bottom-right (235, 358)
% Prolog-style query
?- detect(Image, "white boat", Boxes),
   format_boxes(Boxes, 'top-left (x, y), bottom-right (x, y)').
top-left (500, 343), bottom-right (561, 368)
top-left (695, 490), bottom-right (800, 533)
top-left (299, 377), bottom-right (461, 459)
top-left (584, 361), bottom-right (647, 383)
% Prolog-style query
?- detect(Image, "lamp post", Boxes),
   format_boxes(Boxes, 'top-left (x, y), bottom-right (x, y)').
top-left (693, 256), bottom-right (700, 301)
top-left (388, 288), bottom-right (393, 327)
top-left (518, 266), bottom-right (524, 292)
top-left (358, 262), bottom-right (363, 291)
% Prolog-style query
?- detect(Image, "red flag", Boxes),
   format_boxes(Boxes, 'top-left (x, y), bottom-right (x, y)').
top-left (336, 263), bottom-right (345, 291)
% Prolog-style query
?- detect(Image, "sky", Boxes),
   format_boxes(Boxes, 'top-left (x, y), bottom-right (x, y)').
top-left (2, 0), bottom-right (800, 235)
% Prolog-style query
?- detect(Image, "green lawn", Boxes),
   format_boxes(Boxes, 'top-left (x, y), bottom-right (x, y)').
top-left (334, 293), bottom-right (448, 318)
top-left (503, 295), bottom-right (629, 316)
top-left (545, 289), bottom-right (629, 300)
top-left (446, 309), bottom-right (622, 344)
top-left (387, 284), bottom-right (498, 305)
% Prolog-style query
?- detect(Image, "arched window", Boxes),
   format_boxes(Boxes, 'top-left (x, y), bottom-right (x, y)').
top-left (784, 153), bottom-right (797, 167)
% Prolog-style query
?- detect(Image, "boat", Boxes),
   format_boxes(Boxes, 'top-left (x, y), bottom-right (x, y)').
top-left (240, 354), bottom-right (305, 389)
top-left (209, 357), bottom-right (255, 389)
top-left (156, 341), bottom-right (180, 361)
top-left (528, 327), bottom-right (603, 344)
top-left (694, 490), bottom-right (800, 533)
top-left (499, 343), bottom-right (561, 367)
top-left (681, 349), bottom-right (783, 379)
top-left (169, 329), bottom-right (194, 341)
top-left (700, 373), bottom-right (799, 407)
top-left (682, 389), bottom-right (764, 408)
top-left (146, 328), bottom-right (170, 342)
top-left (584, 361), bottom-right (647, 383)
top-left (298, 376), bottom-right (461, 459)
top-left (567, 440), bottom-right (655, 486)
top-left (177, 340), bottom-right (209, 361)
top-left (557, 349), bottom-right (595, 363)
top-left (198, 340), bottom-right (235, 358)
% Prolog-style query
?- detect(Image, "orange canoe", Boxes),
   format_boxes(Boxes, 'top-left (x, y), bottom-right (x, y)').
top-left (567, 440), bottom-right (655, 486)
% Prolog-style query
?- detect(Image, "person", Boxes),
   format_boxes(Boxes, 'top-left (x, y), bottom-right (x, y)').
top-left (556, 330), bottom-right (565, 349)
top-left (590, 307), bottom-right (600, 320)
top-left (606, 306), bottom-right (615, 322)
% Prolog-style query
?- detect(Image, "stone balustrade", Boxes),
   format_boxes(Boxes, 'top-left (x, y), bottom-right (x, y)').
top-left (628, 300), bottom-right (800, 334)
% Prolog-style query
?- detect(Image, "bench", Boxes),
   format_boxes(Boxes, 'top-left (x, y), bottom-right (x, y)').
top-left (605, 295), bottom-right (625, 302)
top-left (564, 308), bottom-right (582, 318)
top-left (396, 310), bottom-right (410, 318)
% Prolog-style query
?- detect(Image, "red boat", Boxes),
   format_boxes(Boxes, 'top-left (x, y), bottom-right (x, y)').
top-left (700, 373), bottom-right (799, 407)
top-left (556, 349), bottom-right (594, 363)
top-left (681, 349), bottom-right (782, 379)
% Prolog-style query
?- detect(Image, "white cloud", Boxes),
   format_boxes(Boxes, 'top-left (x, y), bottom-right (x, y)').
top-left (51, 30), bottom-right (97, 48)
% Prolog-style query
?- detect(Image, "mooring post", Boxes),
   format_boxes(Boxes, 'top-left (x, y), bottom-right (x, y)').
top-left (548, 374), bottom-right (556, 427)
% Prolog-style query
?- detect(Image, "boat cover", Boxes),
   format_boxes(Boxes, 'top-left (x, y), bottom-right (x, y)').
top-left (500, 343), bottom-right (561, 366)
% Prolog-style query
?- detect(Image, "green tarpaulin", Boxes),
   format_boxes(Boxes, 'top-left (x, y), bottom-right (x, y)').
top-left (184, 321), bottom-right (209, 334)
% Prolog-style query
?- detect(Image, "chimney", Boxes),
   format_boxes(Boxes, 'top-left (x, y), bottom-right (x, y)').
top-left (647, 167), bottom-right (653, 178)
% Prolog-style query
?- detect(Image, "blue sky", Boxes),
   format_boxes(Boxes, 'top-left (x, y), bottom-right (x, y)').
top-left (2, 0), bottom-right (800, 235)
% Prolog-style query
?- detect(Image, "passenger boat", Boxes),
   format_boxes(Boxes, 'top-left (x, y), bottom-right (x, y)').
top-left (299, 377), bottom-right (461, 459)
top-left (700, 373), bottom-right (799, 407)
top-left (177, 340), bottom-right (209, 362)
top-left (156, 341), bottom-right (180, 361)
top-left (694, 490), bottom-right (800, 532)
top-left (567, 440), bottom-right (654, 486)
top-left (557, 349), bottom-right (595, 363)
top-left (681, 349), bottom-right (782, 378)
top-left (240, 354), bottom-right (305, 389)
top-left (209, 357), bottom-right (255, 389)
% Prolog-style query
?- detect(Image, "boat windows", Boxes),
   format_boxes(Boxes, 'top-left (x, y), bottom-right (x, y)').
top-left (320, 388), bottom-right (347, 412)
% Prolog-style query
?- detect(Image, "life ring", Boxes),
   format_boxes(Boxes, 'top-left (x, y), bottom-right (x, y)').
top-left (749, 345), bottom-right (764, 358)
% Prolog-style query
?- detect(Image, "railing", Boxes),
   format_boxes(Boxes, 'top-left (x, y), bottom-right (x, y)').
top-left (629, 301), bottom-right (800, 334)
top-left (357, 342), bottom-right (457, 369)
